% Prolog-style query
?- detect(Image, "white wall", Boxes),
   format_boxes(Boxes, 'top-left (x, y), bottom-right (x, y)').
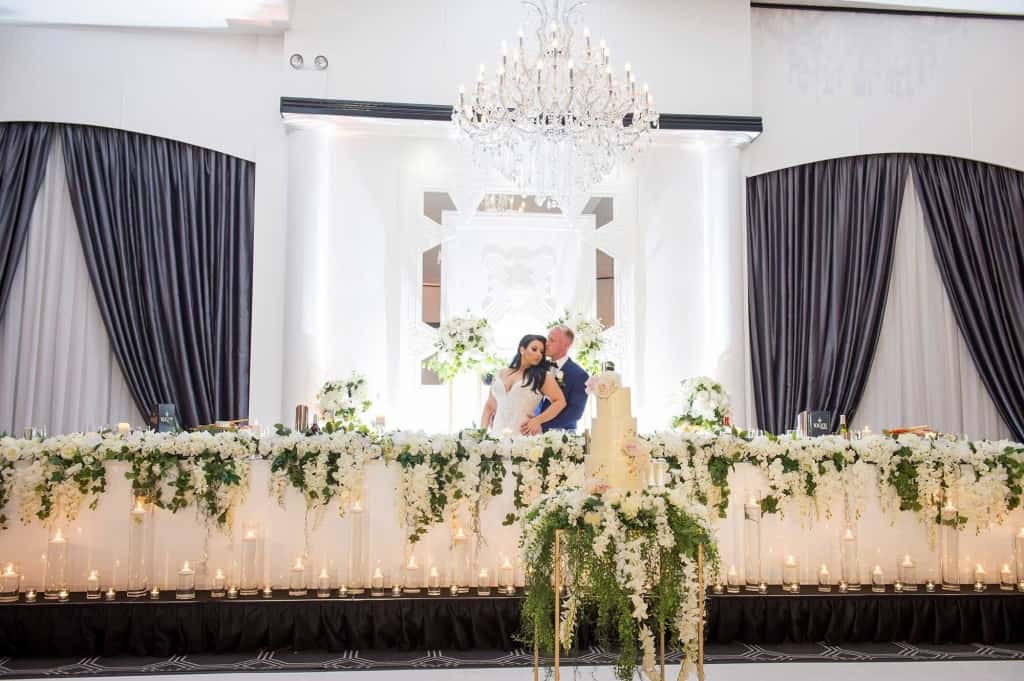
top-left (282, 0), bottom-right (753, 115)
top-left (747, 7), bottom-right (1024, 175)
top-left (0, 25), bottom-right (289, 425)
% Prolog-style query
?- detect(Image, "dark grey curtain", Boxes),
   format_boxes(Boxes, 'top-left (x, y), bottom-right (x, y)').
top-left (60, 125), bottom-right (254, 429)
top-left (747, 155), bottom-right (909, 433)
top-left (911, 156), bottom-right (1024, 441)
top-left (0, 122), bottom-right (54, 322)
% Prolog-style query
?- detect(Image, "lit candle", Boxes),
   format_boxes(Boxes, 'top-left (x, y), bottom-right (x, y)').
top-left (58, 588), bottom-right (69, 602)
top-left (818, 564), bottom-right (832, 592)
top-left (289, 557), bottom-right (306, 596)
top-left (372, 566), bottom-right (384, 591)
top-left (428, 566), bottom-right (441, 595)
top-left (212, 568), bottom-right (226, 595)
top-left (86, 569), bottom-right (100, 599)
top-left (974, 563), bottom-right (987, 591)
top-left (405, 555), bottom-right (421, 591)
top-left (24, 588), bottom-right (37, 602)
top-left (227, 585), bottom-right (238, 599)
top-left (317, 568), bottom-right (331, 597)
top-left (899, 554), bottom-right (917, 589)
top-left (477, 567), bottom-right (491, 596)
top-left (500, 556), bottom-right (514, 594)
top-left (726, 564), bottom-right (740, 592)
top-left (1001, 563), bottom-right (1015, 591)
top-left (452, 526), bottom-right (467, 591)
top-left (783, 555), bottom-right (799, 591)
top-left (149, 585), bottom-right (160, 599)
top-left (871, 564), bottom-right (885, 592)
top-left (262, 584), bottom-right (273, 598)
top-left (117, 422), bottom-right (130, 435)
top-left (0, 563), bottom-right (19, 601)
top-left (104, 587), bottom-right (116, 601)
top-left (176, 561), bottom-right (195, 600)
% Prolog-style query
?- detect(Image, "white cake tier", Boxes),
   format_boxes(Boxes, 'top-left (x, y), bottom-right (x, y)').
top-left (586, 385), bottom-right (643, 491)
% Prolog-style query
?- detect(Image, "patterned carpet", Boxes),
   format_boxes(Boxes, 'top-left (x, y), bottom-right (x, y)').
top-left (2, 642), bottom-right (1023, 677)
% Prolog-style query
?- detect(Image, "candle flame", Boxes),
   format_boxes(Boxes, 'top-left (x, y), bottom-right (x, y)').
top-left (819, 564), bottom-right (829, 572)
top-left (53, 528), bottom-right (64, 542)
top-left (373, 567), bottom-right (383, 578)
top-left (407, 555), bottom-right (418, 569)
top-left (352, 499), bottom-right (363, 512)
top-left (183, 560), bottom-right (190, 570)
top-left (293, 557), bottom-right (304, 570)
top-left (89, 569), bottom-right (98, 579)
top-left (479, 568), bottom-right (489, 577)
top-left (3, 563), bottom-right (13, 575)
top-left (429, 566), bottom-right (439, 577)
top-left (319, 568), bottom-right (329, 578)
top-left (502, 556), bottom-right (513, 568)
top-left (245, 530), bottom-right (256, 539)
top-left (727, 564), bottom-right (737, 575)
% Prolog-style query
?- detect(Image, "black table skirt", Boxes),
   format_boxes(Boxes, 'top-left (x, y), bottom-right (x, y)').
top-left (2, 587), bottom-right (1022, 657)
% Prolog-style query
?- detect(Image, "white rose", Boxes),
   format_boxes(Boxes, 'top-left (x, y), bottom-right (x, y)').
top-left (621, 495), bottom-right (641, 519)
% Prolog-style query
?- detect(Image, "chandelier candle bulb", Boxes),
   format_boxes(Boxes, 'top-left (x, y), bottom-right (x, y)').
top-left (1001, 564), bottom-right (1015, 591)
top-left (899, 555), bottom-right (918, 590)
top-left (86, 569), bottom-right (100, 600)
top-left (0, 564), bottom-right (19, 602)
top-left (288, 558), bottom-right (307, 597)
top-left (176, 561), bottom-right (195, 600)
top-left (818, 564), bottom-right (832, 592)
top-left (726, 564), bottom-right (740, 593)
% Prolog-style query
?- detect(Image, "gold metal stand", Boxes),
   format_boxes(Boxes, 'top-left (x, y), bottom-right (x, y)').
top-left (533, 621), bottom-right (539, 681)
top-left (554, 529), bottom-right (562, 681)
top-left (697, 543), bottom-right (706, 681)
top-left (659, 621), bottom-right (666, 681)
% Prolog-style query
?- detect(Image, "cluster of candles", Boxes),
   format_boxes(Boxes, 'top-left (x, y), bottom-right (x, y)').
top-left (711, 549), bottom-right (1024, 595)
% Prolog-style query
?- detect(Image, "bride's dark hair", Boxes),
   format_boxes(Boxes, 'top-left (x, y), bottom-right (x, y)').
top-left (509, 334), bottom-right (550, 393)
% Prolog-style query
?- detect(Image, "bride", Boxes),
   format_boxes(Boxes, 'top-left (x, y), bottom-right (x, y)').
top-left (481, 334), bottom-right (566, 435)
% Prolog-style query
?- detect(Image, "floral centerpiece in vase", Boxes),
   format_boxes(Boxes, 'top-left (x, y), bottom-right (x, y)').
top-left (672, 376), bottom-right (731, 431)
top-left (426, 315), bottom-right (498, 382)
top-left (317, 372), bottom-right (372, 433)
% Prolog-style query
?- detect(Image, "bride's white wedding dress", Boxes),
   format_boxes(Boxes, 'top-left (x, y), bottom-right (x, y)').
top-left (490, 372), bottom-right (543, 434)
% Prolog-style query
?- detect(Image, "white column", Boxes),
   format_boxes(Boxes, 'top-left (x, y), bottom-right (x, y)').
top-left (634, 136), bottom-right (750, 430)
top-left (280, 122), bottom-right (392, 421)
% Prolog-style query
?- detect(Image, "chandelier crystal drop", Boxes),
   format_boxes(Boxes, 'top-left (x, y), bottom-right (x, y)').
top-left (453, 0), bottom-right (658, 208)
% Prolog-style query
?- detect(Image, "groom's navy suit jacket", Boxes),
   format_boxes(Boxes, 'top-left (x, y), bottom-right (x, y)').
top-left (537, 358), bottom-right (589, 432)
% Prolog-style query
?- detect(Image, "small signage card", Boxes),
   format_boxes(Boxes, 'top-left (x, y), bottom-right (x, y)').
top-left (809, 411), bottom-right (832, 436)
top-left (157, 404), bottom-right (179, 432)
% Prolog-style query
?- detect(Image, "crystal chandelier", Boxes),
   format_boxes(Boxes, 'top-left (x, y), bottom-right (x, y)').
top-left (453, 0), bottom-right (658, 208)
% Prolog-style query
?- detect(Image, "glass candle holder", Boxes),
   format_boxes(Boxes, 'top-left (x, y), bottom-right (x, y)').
top-left (743, 496), bottom-right (762, 592)
top-left (317, 568), bottom-right (332, 598)
top-left (403, 555), bottom-right (422, 594)
top-left (44, 528), bottom-right (69, 600)
top-left (1000, 564), bottom-right (1015, 591)
top-left (104, 587), bottom-right (117, 601)
top-left (782, 555), bottom-right (799, 592)
top-left (817, 564), bottom-right (832, 593)
top-left (371, 565), bottom-right (385, 597)
top-left (127, 497), bottom-right (154, 598)
top-left (840, 524), bottom-right (861, 591)
top-left (149, 586), bottom-right (160, 600)
top-left (58, 588), bottom-right (69, 602)
top-left (1015, 528), bottom-right (1024, 587)
top-left (176, 561), bottom-right (196, 600)
top-left (477, 568), bottom-right (491, 596)
top-left (500, 556), bottom-right (515, 595)
top-left (288, 558), bottom-right (307, 597)
top-left (973, 564), bottom-right (987, 592)
top-left (0, 564), bottom-right (20, 602)
top-left (452, 526), bottom-right (468, 593)
top-left (262, 584), bottom-right (273, 599)
top-left (86, 569), bottom-right (101, 600)
top-left (24, 588), bottom-right (37, 603)
top-left (348, 499), bottom-right (368, 595)
top-left (898, 555), bottom-right (918, 591)
top-left (940, 500), bottom-right (960, 591)
top-left (726, 564), bottom-right (741, 593)
top-left (427, 566), bottom-right (441, 596)
top-left (871, 565), bottom-right (885, 593)
top-left (239, 523), bottom-right (263, 596)
top-left (211, 568), bottom-right (227, 598)
top-left (227, 585), bottom-right (239, 599)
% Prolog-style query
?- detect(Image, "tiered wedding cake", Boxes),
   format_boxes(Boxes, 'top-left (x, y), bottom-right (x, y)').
top-left (585, 370), bottom-right (644, 491)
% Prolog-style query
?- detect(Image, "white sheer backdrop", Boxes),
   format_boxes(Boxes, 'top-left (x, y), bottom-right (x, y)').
top-left (854, 177), bottom-right (1012, 440)
top-left (0, 139), bottom-right (143, 436)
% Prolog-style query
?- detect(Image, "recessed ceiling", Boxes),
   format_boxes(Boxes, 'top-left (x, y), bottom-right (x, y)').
top-left (753, 0), bottom-right (1024, 16)
top-left (0, 0), bottom-right (290, 32)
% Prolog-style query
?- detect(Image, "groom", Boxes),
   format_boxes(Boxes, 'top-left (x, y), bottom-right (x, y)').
top-left (526, 325), bottom-right (589, 434)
